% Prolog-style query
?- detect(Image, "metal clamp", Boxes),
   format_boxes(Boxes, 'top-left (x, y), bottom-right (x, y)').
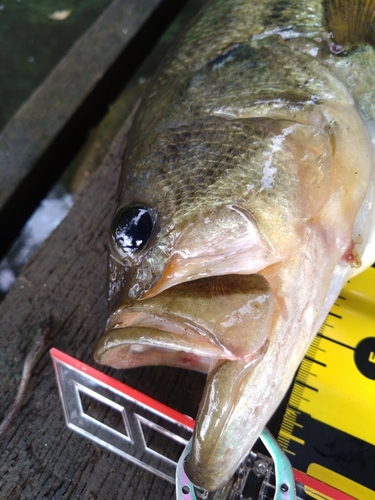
top-left (176, 428), bottom-right (296, 500)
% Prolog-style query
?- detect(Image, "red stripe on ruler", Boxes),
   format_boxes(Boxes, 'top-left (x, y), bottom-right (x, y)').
top-left (50, 347), bottom-right (195, 430)
top-left (293, 469), bottom-right (356, 500)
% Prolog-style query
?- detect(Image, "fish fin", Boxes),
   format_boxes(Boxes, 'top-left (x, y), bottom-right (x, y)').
top-left (325, 0), bottom-right (375, 47)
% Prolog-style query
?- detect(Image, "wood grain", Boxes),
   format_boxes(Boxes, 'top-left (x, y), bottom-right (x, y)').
top-left (0, 0), bottom-right (192, 260)
top-left (0, 0), bottom-right (160, 209)
top-left (0, 113), bottom-right (205, 499)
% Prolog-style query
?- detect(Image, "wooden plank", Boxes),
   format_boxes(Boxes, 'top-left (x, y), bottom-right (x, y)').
top-left (0, 111), bottom-right (205, 499)
top-left (0, 0), bottom-right (189, 259)
top-left (0, 0), bottom-right (153, 207)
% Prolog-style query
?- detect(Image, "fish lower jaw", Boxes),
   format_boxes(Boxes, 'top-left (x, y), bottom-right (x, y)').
top-left (101, 338), bottom-right (218, 372)
top-left (94, 320), bottom-right (236, 373)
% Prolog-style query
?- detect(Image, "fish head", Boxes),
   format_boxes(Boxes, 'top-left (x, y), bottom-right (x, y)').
top-left (94, 112), bottom-right (367, 490)
top-left (98, 114), bottom-right (330, 364)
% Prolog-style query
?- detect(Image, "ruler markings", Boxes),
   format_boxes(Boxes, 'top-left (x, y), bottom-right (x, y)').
top-left (282, 421), bottom-right (303, 432)
top-left (282, 424), bottom-right (295, 434)
top-left (304, 356), bottom-right (326, 367)
top-left (308, 337), bottom-right (325, 353)
top-left (277, 267), bottom-right (375, 496)
top-left (285, 407), bottom-right (301, 417)
top-left (282, 419), bottom-right (297, 430)
top-left (289, 397), bottom-right (302, 408)
top-left (278, 429), bottom-right (305, 445)
top-left (296, 371), bottom-right (311, 384)
top-left (287, 406), bottom-right (300, 414)
top-left (278, 438), bottom-right (289, 449)
top-left (328, 311), bottom-right (342, 319)
top-left (284, 449), bottom-right (296, 456)
top-left (299, 397), bottom-right (310, 403)
top-left (299, 364), bottom-right (317, 377)
top-left (316, 333), bottom-right (354, 351)
top-left (297, 365), bottom-right (310, 374)
top-left (289, 397), bottom-right (301, 407)
top-left (291, 385), bottom-right (305, 398)
top-left (295, 380), bottom-right (318, 392)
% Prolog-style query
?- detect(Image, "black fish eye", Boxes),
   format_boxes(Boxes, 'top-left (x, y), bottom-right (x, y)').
top-left (111, 206), bottom-right (154, 255)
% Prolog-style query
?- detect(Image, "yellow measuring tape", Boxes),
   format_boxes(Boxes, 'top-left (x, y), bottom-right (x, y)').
top-left (278, 266), bottom-right (375, 500)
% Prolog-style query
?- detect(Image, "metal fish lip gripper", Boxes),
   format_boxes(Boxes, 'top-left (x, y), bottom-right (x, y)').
top-left (50, 348), bottom-right (353, 500)
top-left (176, 429), bottom-right (296, 500)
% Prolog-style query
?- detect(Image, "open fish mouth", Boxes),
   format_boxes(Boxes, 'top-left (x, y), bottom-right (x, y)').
top-left (95, 313), bottom-right (234, 373)
top-left (95, 272), bottom-right (278, 492)
top-left (95, 273), bottom-right (274, 373)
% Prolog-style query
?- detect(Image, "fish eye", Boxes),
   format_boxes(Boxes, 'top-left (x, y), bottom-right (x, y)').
top-left (111, 206), bottom-right (154, 255)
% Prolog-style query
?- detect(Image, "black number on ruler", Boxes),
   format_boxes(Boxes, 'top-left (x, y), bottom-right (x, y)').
top-left (354, 337), bottom-right (375, 380)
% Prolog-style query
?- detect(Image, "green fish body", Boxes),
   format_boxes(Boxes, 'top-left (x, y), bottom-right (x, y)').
top-left (95, 0), bottom-right (375, 491)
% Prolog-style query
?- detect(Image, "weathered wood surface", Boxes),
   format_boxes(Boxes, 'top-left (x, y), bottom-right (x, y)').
top-left (0, 0), bottom-right (155, 206)
top-left (0, 114), bottom-right (205, 499)
top-left (0, 0), bottom-right (170, 204)
top-left (0, 0), bottom-right (190, 260)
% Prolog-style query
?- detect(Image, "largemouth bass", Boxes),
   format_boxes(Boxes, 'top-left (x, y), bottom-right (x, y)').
top-left (95, 0), bottom-right (375, 491)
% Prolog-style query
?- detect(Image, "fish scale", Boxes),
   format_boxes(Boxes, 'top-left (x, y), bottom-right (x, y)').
top-left (129, 118), bottom-right (293, 219)
top-left (123, 120), bottom-right (332, 247)
top-left (153, 0), bottom-right (324, 86)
